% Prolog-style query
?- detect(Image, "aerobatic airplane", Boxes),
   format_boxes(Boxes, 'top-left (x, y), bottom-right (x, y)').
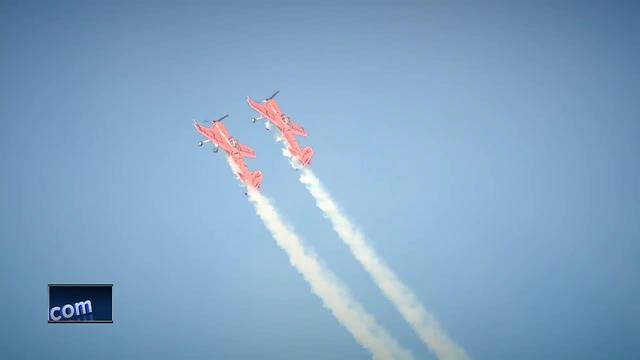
top-left (194, 115), bottom-right (263, 189)
top-left (247, 91), bottom-right (313, 167)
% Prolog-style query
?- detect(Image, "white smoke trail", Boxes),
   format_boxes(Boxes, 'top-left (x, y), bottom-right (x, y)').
top-left (224, 157), bottom-right (413, 360)
top-left (298, 168), bottom-right (470, 360)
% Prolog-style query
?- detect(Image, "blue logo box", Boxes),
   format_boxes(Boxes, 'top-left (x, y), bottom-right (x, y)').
top-left (48, 284), bottom-right (113, 323)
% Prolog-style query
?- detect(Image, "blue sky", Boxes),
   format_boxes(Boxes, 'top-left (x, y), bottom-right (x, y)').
top-left (1, 1), bottom-right (639, 359)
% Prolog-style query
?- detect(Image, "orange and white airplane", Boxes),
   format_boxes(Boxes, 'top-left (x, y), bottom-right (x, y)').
top-left (194, 115), bottom-right (263, 189)
top-left (247, 91), bottom-right (313, 167)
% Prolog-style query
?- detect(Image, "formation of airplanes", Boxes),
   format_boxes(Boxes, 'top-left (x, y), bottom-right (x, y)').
top-left (194, 91), bottom-right (312, 191)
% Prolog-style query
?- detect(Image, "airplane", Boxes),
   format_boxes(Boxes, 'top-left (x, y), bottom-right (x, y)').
top-left (194, 114), bottom-right (263, 190)
top-left (247, 91), bottom-right (313, 167)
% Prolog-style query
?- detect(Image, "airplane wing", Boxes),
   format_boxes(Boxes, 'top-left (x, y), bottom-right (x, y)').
top-left (289, 121), bottom-right (307, 137)
top-left (194, 122), bottom-right (219, 141)
top-left (237, 143), bottom-right (257, 158)
top-left (247, 97), bottom-right (269, 118)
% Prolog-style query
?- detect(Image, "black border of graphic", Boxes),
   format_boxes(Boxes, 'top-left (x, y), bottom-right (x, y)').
top-left (48, 284), bottom-right (113, 324)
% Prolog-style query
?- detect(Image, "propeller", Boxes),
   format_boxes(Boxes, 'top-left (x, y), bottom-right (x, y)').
top-left (212, 114), bottom-right (229, 123)
top-left (265, 90), bottom-right (280, 101)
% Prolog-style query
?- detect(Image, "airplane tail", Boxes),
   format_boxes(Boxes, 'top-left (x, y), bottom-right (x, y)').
top-left (247, 170), bottom-right (263, 189)
top-left (298, 147), bottom-right (313, 167)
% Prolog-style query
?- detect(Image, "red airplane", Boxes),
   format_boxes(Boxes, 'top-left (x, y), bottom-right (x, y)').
top-left (194, 115), bottom-right (263, 189)
top-left (247, 91), bottom-right (313, 167)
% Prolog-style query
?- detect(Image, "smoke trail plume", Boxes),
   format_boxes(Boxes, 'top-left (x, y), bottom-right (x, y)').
top-left (225, 157), bottom-right (412, 359)
top-left (299, 168), bottom-right (470, 360)
top-left (246, 189), bottom-right (413, 360)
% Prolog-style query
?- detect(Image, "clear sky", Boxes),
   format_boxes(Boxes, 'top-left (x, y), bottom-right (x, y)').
top-left (1, 1), bottom-right (639, 359)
